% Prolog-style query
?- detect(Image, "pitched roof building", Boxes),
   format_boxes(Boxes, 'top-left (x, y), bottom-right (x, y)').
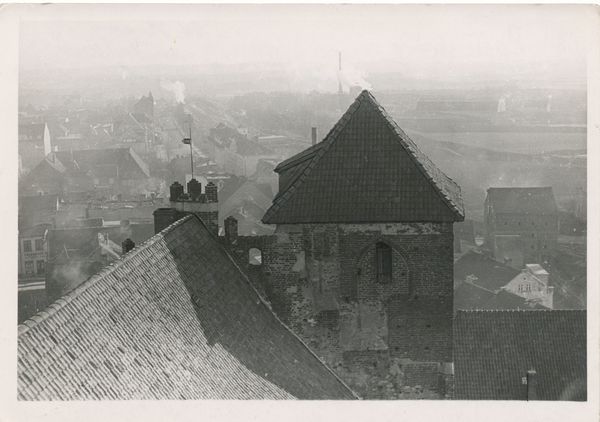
top-left (454, 310), bottom-right (586, 400)
top-left (22, 148), bottom-right (151, 199)
top-left (18, 215), bottom-right (358, 400)
top-left (263, 90), bottom-right (464, 224)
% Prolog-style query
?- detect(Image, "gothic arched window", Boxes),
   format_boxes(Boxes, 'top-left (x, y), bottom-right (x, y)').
top-left (376, 242), bottom-right (392, 284)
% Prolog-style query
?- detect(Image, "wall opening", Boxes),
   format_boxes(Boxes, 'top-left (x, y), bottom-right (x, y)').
top-left (249, 248), bottom-right (262, 266)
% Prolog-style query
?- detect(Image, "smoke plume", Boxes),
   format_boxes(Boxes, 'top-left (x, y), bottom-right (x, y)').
top-left (161, 79), bottom-right (186, 103)
top-left (337, 65), bottom-right (372, 92)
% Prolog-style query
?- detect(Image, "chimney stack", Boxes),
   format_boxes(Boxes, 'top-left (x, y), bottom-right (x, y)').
top-left (311, 127), bottom-right (317, 146)
top-left (526, 370), bottom-right (537, 401)
top-left (224, 216), bottom-right (239, 242)
top-left (205, 182), bottom-right (218, 203)
top-left (122, 238), bottom-right (135, 255)
top-left (120, 219), bottom-right (131, 233)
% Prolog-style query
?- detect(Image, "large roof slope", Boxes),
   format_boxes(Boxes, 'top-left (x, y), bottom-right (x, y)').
top-left (454, 310), bottom-right (586, 400)
top-left (18, 215), bottom-right (357, 400)
top-left (53, 148), bottom-right (150, 180)
top-left (486, 187), bottom-right (558, 215)
top-left (263, 90), bottom-right (464, 224)
top-left (454, 250), bottom-right (521, 292)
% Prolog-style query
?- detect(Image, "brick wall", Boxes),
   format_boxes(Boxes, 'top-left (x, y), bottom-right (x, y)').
top-left (230, 221), bottom-right (456, 400)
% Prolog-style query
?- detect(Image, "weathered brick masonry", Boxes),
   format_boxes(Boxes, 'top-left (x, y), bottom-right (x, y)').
top-left (219, 221), bottom-right (455, 399)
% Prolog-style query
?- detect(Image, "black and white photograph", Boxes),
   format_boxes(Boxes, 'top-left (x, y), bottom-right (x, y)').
top-left (2, 2), bottom-right (598, 421)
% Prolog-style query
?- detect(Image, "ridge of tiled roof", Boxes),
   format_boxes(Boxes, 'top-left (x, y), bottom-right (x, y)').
top-left (18, 214), bottom-right (358, 400)
top-left (455, 308), bottom-right (581, 313)
top-left (262, 90), bottom-right (464, 224)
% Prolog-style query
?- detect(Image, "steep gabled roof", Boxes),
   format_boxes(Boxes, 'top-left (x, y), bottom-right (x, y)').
top-left (486, 187), bottom-right (558, 216)
top-left (454, 310), bottom-right (586, 400)
top-left (262, 91), bottom-right (464, 224)
top-left (18, 215), bottom-right (358, 400)
top-left (18, 123), bottom-right (46, 142)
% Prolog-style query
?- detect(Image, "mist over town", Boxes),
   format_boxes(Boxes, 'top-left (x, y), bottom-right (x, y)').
top-left (10, 3), bottom-right (594, 412)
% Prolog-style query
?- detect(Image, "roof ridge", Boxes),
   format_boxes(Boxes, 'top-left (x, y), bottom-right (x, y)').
top-left (18, 214), bottom-right (195, 336)
top-left (455, 309), bottom-right (586, 313)
top-left (262, 91), bottom-right (368, 223)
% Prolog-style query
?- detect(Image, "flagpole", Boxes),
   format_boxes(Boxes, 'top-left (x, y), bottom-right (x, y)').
top-left (189, 114), bottom-right (194, 181)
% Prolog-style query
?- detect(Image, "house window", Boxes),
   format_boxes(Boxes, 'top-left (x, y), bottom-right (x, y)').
top-left (23, 240), bottom-right (32, 253)
top-left (525, 284), bottom-right (531, 292)
top-left (518, 284), bottom-right (524, 293)
top-left (36, 260), bottom-right (45, 274)
top-left (34, 238), bottom-right (43, 251)
top-left (518, 222), bottom-right (521, 226)
top-left (24, 261), bottom-right (34, 274)
top-left (122, 179), bottom-right (128, 186)
top-left (376, 242), bottom-right (392, 284)
top-left (504, 221), bottom-right (507, 226)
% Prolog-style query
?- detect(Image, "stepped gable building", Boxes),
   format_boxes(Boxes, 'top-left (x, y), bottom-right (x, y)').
top-left (484, 187), bottom-right (559, 267)
top-left (454, 310), bottom-right (586, 401)
top-left (17, 215), bottom-right (358, 400)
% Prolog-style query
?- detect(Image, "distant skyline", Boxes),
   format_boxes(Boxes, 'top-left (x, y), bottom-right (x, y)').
top-left (18, 4), bottom-right (592, 83)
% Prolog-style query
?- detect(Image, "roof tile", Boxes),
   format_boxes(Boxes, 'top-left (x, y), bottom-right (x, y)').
top-left (18, 215), bottom-right (357, 400)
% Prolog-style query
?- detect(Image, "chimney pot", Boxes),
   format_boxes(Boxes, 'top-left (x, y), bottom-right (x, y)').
top-left (311, 127), bottom-right (317, 146)
top-left (187, 178), bottom-right (202, 200)
top-left (122, 238), bottom-right (135, 255)
top-left (170, 182), bottom-right (184, 202)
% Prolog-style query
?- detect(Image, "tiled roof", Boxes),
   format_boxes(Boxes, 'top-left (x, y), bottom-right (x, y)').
top-left (19, 195), bottom-right (59, 214)
top-left (53, 148), bottom-right (150, 180)
top-left (19, 223), bottom-right (52, 238)
top-left (486, 187), bottom-right (558, 215)
top-left (454, 310), bottom-right (586, 400)
top-left (479, 290), bottom-right (548, 310)
top-left (262, 91), bottom-right (464, 224)
top-left (453, 282), bottom-right (496, 310)
top-left (454, 250), bottom-right (521, 292)
top-left (454, 282), bottom-right (547, 311)
top-left (18, 215), bottom-right (358, 400)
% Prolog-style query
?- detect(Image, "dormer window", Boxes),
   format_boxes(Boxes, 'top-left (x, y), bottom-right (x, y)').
top-left (376, 242), bottom-right (392, 284)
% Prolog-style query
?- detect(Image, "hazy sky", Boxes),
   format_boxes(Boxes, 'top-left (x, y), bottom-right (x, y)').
top-left (18, 4), bottom-right (594, 77)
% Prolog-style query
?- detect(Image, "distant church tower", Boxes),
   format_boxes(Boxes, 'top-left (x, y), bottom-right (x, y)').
top-left (259, 90), bottom-right (465, 399)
